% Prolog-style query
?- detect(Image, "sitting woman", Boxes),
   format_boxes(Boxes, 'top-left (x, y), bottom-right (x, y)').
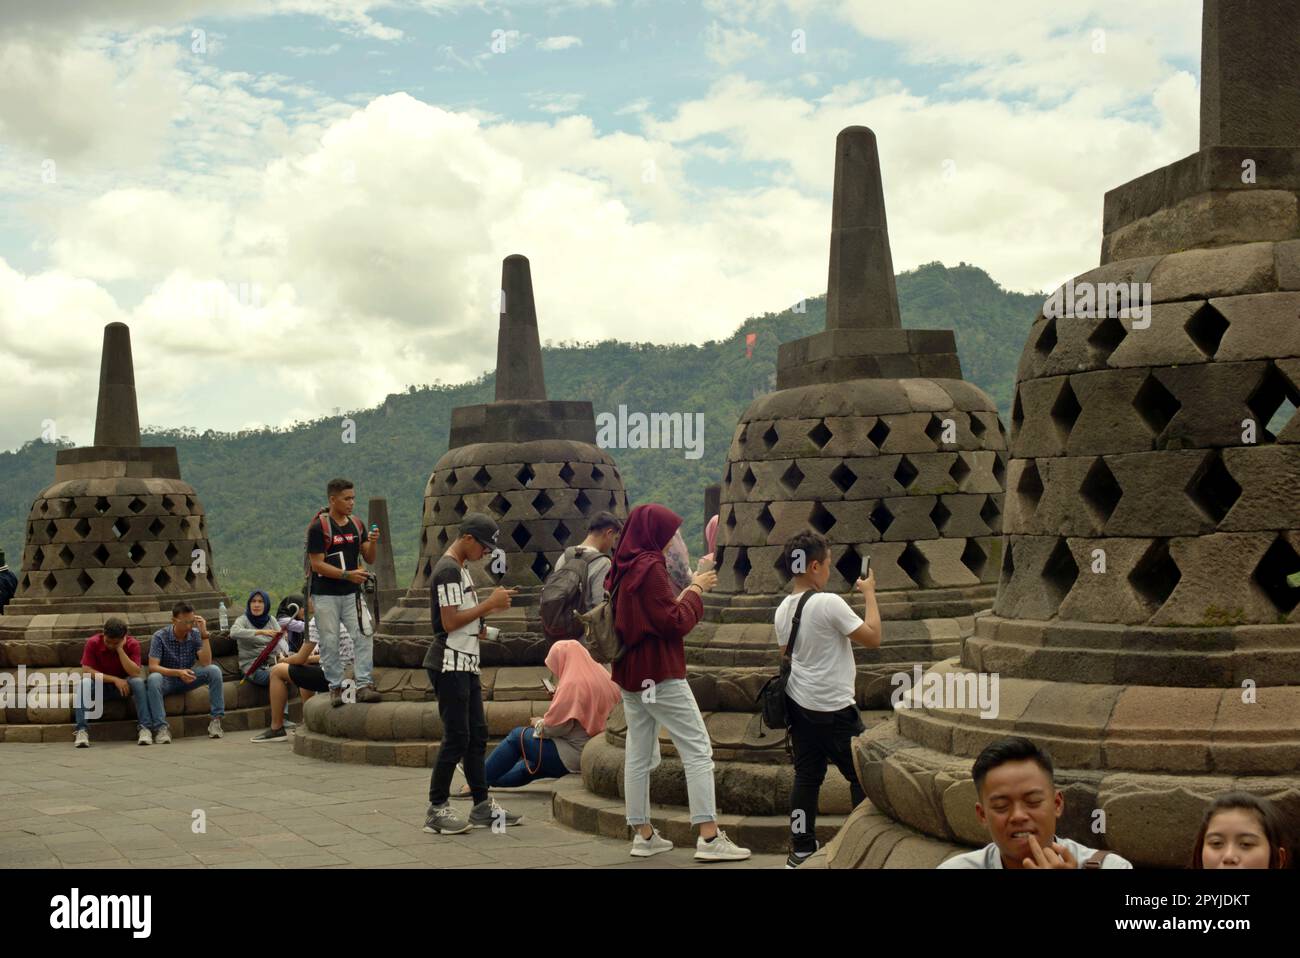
top-left (483, 640), bottom-right (621, 788)
top-left (1192, 793), bottom-right (1291, 869)
top-left (230, 590), bottom-right (288, 687)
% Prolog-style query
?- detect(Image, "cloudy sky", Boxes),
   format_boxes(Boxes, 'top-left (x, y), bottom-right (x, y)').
top-left (0, 0), bottom-right (1204, 452)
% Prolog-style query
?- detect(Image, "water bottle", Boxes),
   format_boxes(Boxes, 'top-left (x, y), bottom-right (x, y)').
top-left (218, 602), bottom-right (228, 630)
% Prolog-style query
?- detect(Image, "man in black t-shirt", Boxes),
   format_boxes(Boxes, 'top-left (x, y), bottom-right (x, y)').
top-left (306, 478), bottom-right (381, 706)
top-left (422, 513), bottom-right (522, 835)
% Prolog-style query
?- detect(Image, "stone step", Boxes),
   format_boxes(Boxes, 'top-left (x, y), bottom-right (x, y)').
top-left (824, 801), bottom-right (967, 869)
top-left (550, 777), bottom-right (847, 855)
top-left (0, 700), bottom-right (303, 743)
top-left (291, 727), bottom-right (509, 767)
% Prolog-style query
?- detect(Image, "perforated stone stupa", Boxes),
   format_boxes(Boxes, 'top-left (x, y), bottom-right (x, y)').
top-left (840, 0), bottom-right (1300, 869)
top-left (0, 323), bottom-right (230, 668)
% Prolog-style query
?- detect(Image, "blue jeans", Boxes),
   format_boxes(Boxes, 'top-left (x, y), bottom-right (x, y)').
top-left (485, 727), bottom-right (569, 787)
top-left (73, 674), bottom-right (147, 731)
top-left (144, 666), bottom-right (225, 730)
top-left (312, 592), bottom-right (373, 690)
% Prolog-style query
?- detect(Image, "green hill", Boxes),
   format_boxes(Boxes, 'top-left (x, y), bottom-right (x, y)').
top-left (0, 262), bottom-right (1041, 603)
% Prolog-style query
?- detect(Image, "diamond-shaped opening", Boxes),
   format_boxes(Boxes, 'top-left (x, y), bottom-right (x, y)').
top-left (762, 424), bottom-right (779, 450)
top-left (898, 542), bottom-right (928, 586)
top-left (422, 559), bottom-right (434, 584)
top-left (732, 546), bottom-right (752, 587)
top-left (1034, 318), bottom-right (1057, 356)
top-left (452, 497), bottom-right (467, 519)
top-left (533, 489), bottom-right (555, 516)
top-left (1252, 535), bottom-right (1300, 615)
top-left (489, 493), bottom-right (511, 516)
top-left (592, 465), bottom-right (605, 483)
top-left (42, 572), bottom-right (57, 592)
top-left (925, 414), bottom-right (949, 447)
top-left (781, 461), bottom-right (805, 493)
top-left (164, 543), bottom-right (179, 563)
top-left (92, 544), bottom-right (110, 565)
top-left (949, 454), bottom-right (971, 487)
top-left (112, 517), bottom-right (130, 539)
top-left (870, 501), bottom-right (895, 536)
top-left (867, 418), bottom-right (891, 450)
top-left (56, 544), bottom-right (74, 565)
top-left (1088, 315), bottom-right (1127, 362)
top-left (511, 524), bottom-right (532, 549)
top-left (20, 574), bottom-right (28, 590)
top-left (472, 466), bottom-right (492, 487)
top-left (830, 463), bottom-right (857, 495)
top-left (894, 456), bottom-right (919, 489)
top-left (1186, 450), bottom-right (1241, 524)
top-left (161, 495), bottom-right (175, 513)
top-left (129, 542), bottom-right (146, 564)
top-left (554, 521), bottom-right (572, 546)
top-left (724, 463), bottom-right (733, 486)
top-left (32, 545), bottom-right (45, 567)
top-left (1247, 363), bottom-right (1300, 442)
top-left (808, 421), bottom-right (833, 449)
top-left (154, 568), bottom-right (171, 591)
top-left (834, 549), bottom-right (861, 588)
top-left (61, 497), bottom-right (75, 516)
top-left (148, 517), bottom-right (164, 536)
top-left (980, 495), bottom-right (1002, 533)
top-left (516, 464), bottom-right (535, 487)
top-left (1042, 537), bottom-right (1079, 605)
top-left (1001, 539), bottom-right (1015, 578)
top-left (1133, 372), bottom-right (1181, 437)
top-left (185, 567), bottom-right (197, 586)
top-left (74, 517), bottom-right (92, 539)
top-left (184, 496), bottom-right (194, 512)
top-left (969, 413), bottom-right (987, 439)
top-left (127, 497), bottom-right (146, 514)
top-left (1184, 303), bottom-right (1229, 358)
top-left (446, 469), bottom-right (458, 488)
top-left (809, 501), bottom-right (836, 535)
top-left (930, 498), bottom-right (952, 533)
top-left (742, 466), bottom-right (757, 495)
top-left (559, 462), bottom-right (575, 483)
top-left (45, 520), bottom-right (57, 538)
top-left (993, 453), bottom-right (1007, 489)
top-left (725, 506), bottom-right (737, 529)
top-left (76, 570), bottom-right (93, 594)
top-left (116, 570), bottom-right (133, 593)
top-left (436, 529), bottom-right (449, 551)
top-left (1018, 460), bottom-right (1044, 514)
top-left (1050, 379), bottom-right (1082, 439)
top-left (757, 504), bottom-right (776, 535)
top-left (1079, 457), bottom-right (1123, 525)
top-left (531, 552), bottom-right (552, 582)
top-left (774, 551), bottom-right (792, 587)
top-left (960, 539), bottom-right (987, 579)
top-left (94, 496), bottom-right (110, 514)
top-left (38, 500), bottom-right (49, 515)
top-left (1011, 389), bottom-right (1024, 433)
top-left (575, 489), bottom-right (592, 513)
top-left (1128, 539), bottom-right (1182, 613)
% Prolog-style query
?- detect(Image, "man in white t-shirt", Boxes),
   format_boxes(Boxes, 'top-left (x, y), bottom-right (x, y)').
top-left (774, 530), bottom-right (882, 868)
top-left (938, 736), bottom-right (1133, 869)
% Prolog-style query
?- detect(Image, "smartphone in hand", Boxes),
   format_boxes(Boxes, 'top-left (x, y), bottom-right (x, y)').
top-left (860, 554), bottom-right (871, 578)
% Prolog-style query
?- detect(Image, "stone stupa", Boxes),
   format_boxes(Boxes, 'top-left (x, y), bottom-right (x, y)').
top-left (836, 0), bottom-right (1300, 869)
top-left (556, 127), bottom-right (1008, 851)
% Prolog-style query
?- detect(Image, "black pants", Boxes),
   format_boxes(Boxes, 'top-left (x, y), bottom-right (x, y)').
top-left (427, 670), bottom-right (489, 806)
top-left (787, 696), bottom-right (865, 853)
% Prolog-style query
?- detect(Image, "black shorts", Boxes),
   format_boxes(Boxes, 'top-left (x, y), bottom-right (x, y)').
top-left (287, 664), bottom-right (330, 693)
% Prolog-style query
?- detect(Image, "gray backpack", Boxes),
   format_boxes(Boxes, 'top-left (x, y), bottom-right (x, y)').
top-left (539, 547), bottom-right (598, 640)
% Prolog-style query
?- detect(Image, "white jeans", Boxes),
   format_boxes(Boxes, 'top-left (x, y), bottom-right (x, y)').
top-left (622, 678), bottom-right (717, 826)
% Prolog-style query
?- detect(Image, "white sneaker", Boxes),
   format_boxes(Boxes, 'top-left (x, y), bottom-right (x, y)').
top-left (137, 727), bottom-right (152, 746)
top-left (630, 827), bottom-right (674, 858)
top-left (694, 829), bottom-right (752, 862)
top-left (73, 729), bottom-right (89, 748)
top-left (153, 727), bottom-right (172, 745)
top-left (208, 718), bottom-right (224, 739)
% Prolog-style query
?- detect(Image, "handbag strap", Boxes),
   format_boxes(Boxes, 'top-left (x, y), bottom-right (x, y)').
top-left (783, 590), bottom-right (818, 659)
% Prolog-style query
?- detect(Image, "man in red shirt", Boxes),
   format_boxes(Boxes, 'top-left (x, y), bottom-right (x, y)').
top-left (74, 617), bottom-right (149, 748)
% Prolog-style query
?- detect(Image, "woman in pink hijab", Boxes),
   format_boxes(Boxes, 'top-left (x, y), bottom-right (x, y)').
top-left (703, 514), bottom-right (719, 564)
top-left (483, 640), bottom-right (622, 787)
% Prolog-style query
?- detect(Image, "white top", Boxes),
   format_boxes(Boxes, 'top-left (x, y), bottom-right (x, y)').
top-left (773, 590), bottom-right (863, 713)
top-left (438, 562), bottom-right (481, 673)
top-left (938, 837), bottom-right (1133, 869)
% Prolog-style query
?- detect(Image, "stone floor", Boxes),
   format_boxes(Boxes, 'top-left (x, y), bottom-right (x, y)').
top-left (0, 733), bottom-right (786, 869)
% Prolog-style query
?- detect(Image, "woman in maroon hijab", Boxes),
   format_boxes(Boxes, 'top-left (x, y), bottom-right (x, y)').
top-left (605, 503), bottom-right (751, 862)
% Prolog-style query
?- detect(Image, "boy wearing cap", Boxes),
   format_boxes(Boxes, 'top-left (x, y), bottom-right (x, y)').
top-left (422, 513), bottom-right (522, 835)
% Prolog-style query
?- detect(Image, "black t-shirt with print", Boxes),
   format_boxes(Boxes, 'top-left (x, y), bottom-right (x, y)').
top-left (307, 516), bottom-right (365, 596)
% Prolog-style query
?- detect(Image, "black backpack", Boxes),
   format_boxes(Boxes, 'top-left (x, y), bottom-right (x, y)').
top-left (539, 547), bottom-right (601, 640)
top-left (757, 590), bottom-right (817, 732)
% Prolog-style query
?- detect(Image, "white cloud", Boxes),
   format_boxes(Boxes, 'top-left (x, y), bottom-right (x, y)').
top-left (527, 92), bottom-right (585, 114)
top-left (703, 21), bottom-right (769, 67)
top-left (537, 35), bottom-right (583, 51)
top-left (283, 43), bottom-right (343, 57)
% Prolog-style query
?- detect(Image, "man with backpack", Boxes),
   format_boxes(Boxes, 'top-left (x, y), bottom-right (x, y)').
top-left (306, 478), bottom-right (381, 707)
top-left (540, 511), bottom-right (623, 642)
top-left (775, 529), bottom-right (880, 868)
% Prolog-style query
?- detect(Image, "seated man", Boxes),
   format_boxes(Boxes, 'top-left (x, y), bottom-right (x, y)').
top-left (73, 617), bottom-right (148, 747)
top-left (143, 600), bottom-right (225, 743)
top-left (938, 736), bottom-right (1132, 869)
top-left (251, 611), bottom-right (353, 743)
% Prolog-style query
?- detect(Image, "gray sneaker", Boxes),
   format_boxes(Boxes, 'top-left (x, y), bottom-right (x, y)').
top-left (207, 718), bottom-right (224, 739)
top-left (153, 727), bottom-right (172, 745)
top-left (136, 727), bottom-right (152, 746)
top-left (73, 729), bottom-right (89, 748)
top-left (631, 827), bottom-right (674, 858)
top-left (469, 798), bottom-right (522, 829)
top-left (356, 685), bottom-right (382, 703)
top-left (251, 727), bottom-right (287, 744)
top-left (423, 803), bottom-right (471, 835)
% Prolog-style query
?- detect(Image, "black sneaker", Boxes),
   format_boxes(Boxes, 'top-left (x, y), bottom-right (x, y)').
top-left (251, 727), bottom-right (288, 744)
top-left (330, 687), bottom-right (344, 708)
top-left (785, 841), bottom-right (820, 869)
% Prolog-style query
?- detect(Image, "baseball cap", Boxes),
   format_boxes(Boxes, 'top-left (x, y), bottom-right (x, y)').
top-left (459, 513), bottom-right (500, 550)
